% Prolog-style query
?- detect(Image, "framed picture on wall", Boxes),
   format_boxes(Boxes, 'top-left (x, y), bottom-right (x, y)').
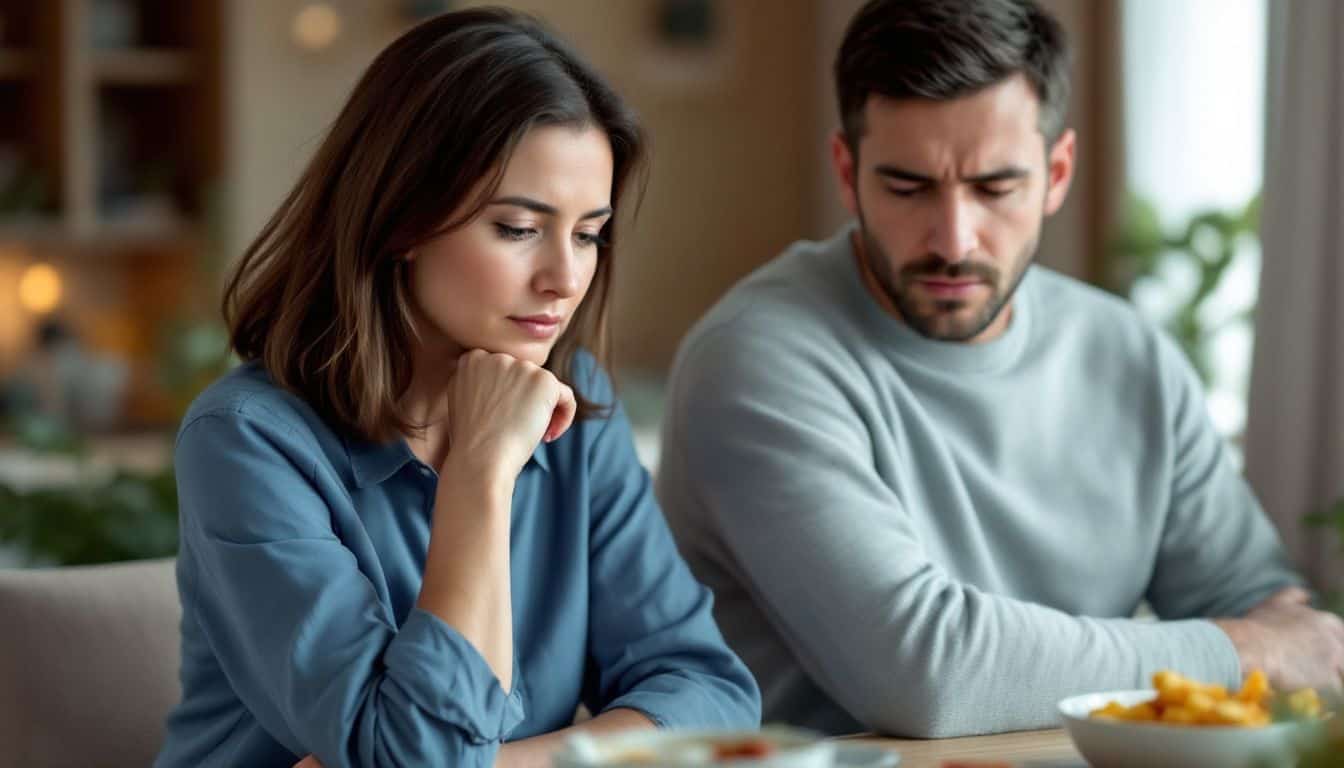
top-left (639, 0), bottom-right (733, 93)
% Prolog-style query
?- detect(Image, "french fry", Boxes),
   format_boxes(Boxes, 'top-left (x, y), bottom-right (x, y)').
top-left (1088, 669), bottom-right (1324, 728)
top-left (1237, 669), bottom-right (1271, 704)
top-left (1161, 706), bottom-right (1199, 724)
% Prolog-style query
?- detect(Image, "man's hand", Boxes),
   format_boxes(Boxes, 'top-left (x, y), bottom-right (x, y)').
top-left (292, 756), bottom-right (321, 768)
top-left (1215, 586), bottom-right (1344, 691)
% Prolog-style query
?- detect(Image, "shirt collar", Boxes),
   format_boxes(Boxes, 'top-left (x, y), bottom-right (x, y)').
top-left (343, 434), bottom-right (551, 488)
top-left (343, 434), bottom-right (416, 489)
top-left (529, 442), bottom-right (552, 473)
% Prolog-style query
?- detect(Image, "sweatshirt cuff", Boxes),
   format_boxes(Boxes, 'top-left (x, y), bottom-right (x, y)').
top-left (1176, 619), bottom-right (1245, 688)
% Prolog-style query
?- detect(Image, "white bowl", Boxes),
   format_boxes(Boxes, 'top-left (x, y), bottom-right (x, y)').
top-left (551, 726), bottom-right (898, 768)
top-left (1058, 689), bottom-right (1317, 768)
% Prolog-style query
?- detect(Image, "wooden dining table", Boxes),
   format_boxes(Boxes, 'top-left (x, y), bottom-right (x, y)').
top-left (847, 728), bottom-right (1087, 768)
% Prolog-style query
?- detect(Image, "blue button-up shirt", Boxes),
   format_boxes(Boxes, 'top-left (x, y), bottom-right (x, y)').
top-left (155, 358), bottom-right (760, 768)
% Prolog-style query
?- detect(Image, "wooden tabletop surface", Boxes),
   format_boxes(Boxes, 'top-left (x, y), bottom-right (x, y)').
top-left (847, 728), bottom-right (1086, 768)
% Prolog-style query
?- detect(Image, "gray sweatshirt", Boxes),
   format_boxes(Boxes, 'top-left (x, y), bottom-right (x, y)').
top-left (656, 225), bottom-right (1301, 738)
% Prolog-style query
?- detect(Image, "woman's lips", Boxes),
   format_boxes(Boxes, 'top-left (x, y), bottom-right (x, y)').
top-left (510, 315), bottom-right (562, 339)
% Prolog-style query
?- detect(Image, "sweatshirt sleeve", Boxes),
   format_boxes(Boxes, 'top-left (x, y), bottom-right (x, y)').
top-left (1144, 333), bottom-right (1303, 619)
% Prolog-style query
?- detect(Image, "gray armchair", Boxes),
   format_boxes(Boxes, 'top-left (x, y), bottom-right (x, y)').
top-left (0, 558), bottom-right (180, 768)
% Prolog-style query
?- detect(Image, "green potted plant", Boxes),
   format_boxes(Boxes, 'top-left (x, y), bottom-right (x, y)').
top-left (1110, 192), bottom-right (1261, 387)
top-left (1304, 497), bottom-right (1344, 616)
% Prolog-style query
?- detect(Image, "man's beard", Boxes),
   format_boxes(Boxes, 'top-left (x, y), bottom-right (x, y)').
top-left (855, 213), bottom-right (1037, 343)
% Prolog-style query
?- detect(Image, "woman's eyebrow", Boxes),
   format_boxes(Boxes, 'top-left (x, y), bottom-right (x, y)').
top-left (490, 196), bottom-right (612, 220)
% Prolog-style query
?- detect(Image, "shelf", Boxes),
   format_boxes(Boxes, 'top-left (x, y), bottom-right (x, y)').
top-left (0, 212), bottom-right (68, 238)
top-left (90, 49), bottom-right (193, 85)
top-left (0, 49), bottom-right (33, 79)
top-left (0, 3), bottom-right (223, 433)
top-left (93, 215), bottom-right (200, 247)
top-left (0, 216), bottom-right (201, 251)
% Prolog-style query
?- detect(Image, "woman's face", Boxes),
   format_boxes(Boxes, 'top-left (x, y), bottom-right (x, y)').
top-left (407, 124), bottom-right (614, 367)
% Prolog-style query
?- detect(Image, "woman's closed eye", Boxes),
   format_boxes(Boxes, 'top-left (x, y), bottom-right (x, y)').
top-left (496, 221), bottom-right (609, 249)
top-left (575, 230), bottom-right (609, 249)
top-left (494, 222), bottom-right (538, 241)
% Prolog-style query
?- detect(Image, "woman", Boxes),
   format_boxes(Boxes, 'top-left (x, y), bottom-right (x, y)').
top-left (154, 9), bottom-right (760, 768)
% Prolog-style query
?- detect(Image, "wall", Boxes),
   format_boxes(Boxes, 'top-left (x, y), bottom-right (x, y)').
top-left (225, 1), bottom-right (403, 264)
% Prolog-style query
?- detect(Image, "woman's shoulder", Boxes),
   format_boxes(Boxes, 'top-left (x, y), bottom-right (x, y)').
top-left (176, 361), bottom-right (339, 465)
top-left (173, 363), bottom-right (358, 543)
top-left (182, 362), bottom-right (305, 430)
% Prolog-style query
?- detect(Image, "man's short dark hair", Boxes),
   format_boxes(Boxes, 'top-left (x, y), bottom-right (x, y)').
top-left (835, 0), bottom-right (1071, 148)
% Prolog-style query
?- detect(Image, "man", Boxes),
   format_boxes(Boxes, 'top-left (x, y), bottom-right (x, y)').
top-left (656, 0), bottom-right (1344, 738)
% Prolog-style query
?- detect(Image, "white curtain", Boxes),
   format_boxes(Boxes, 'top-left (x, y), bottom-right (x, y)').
top-left (1244, 0), bottom-right (1344, 592)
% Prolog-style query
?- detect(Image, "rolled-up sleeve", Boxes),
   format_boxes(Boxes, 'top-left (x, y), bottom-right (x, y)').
top-left (174, 406), bottom-right (524, 768)
top-left (579, 375), bottom-right (761, 730)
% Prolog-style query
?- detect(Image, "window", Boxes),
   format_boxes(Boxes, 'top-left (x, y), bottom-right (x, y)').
top-left (1122, 0), bottom-right (1268, 443)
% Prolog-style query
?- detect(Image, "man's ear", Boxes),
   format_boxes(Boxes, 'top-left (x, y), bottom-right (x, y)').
top-left (830, 130), bottom-right (861, 217)
top-left (1043, 128), bottom-right (1076, 216)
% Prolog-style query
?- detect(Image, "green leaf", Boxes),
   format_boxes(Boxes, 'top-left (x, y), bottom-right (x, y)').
top-left (0, 462), bottom-right (179, 566)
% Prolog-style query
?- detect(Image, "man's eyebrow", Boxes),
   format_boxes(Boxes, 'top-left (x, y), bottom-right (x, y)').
top-left (489, 196), bottom-right (612, 219)
top-left (963, 167), bottom-right (1031, 183)
top-left (873, 165), bottom-right (1031, 184)
top-left (874, 165), bottom-right (934, 184)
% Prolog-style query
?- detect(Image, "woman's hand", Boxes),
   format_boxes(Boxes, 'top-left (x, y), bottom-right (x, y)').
top-left (445, 349), bottom-right (576, 479)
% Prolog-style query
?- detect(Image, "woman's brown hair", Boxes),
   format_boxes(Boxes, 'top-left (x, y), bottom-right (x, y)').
top-left (223, 7), bottom-right (645, 442)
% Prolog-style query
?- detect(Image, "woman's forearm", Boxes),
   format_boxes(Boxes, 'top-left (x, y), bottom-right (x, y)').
top-left (495, 708), bottom-right (656, 768)
top-left (416, 455), bottom-right (517, 692)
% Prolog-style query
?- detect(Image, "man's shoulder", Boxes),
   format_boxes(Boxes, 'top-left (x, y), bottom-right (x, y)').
top-left (1027, 267), bottom-right (1166, 350)
top-left (682, 233), bottom-right (860, 362)
top-left (1028, 266), bottom-right (1140, 320)
top-left (1025, 267), bottom-right (1200, 400)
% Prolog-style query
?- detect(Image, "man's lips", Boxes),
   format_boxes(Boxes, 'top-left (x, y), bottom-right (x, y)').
top-left (915, 278), bottom-right (988, 298)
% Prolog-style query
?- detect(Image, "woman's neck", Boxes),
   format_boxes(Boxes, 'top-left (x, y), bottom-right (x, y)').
top-left (399, 338), bottom-right (461, 470)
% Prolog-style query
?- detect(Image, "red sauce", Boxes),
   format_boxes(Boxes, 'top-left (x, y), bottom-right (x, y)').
top-left (711, 739), bottom-right (776, 760)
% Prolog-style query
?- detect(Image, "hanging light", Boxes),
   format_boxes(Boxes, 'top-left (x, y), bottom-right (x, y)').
top-left (17, 262), bottom-right (63, 315)
top-left (292, 3), bottom-right (343, 52)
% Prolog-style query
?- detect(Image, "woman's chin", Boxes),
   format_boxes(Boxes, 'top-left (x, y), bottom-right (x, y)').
top-left (485, 341), bottom-right (554, 367)
top-left (443, 332), bottom-right (555, 366)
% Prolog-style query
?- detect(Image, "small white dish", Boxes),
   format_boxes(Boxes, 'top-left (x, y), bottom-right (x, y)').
top-left (1058, 689), bottom-right (1317, 768)
top-left (552, 727), bottom-right (900, 768)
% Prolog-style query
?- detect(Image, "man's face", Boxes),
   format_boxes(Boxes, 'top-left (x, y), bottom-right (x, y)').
top-left (831, 75), bottom-right (1075, 343)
